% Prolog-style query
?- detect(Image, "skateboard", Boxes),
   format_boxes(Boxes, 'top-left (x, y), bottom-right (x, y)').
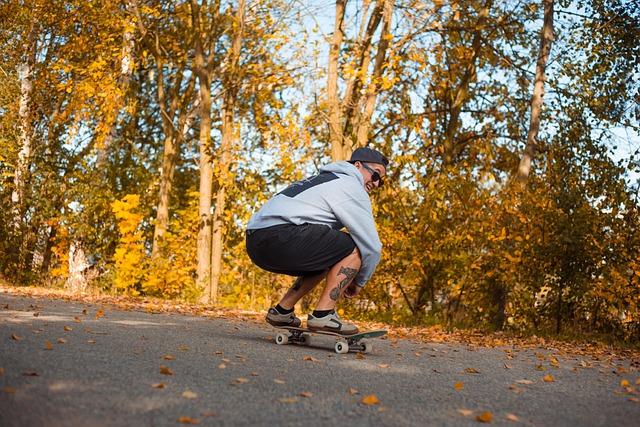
top-left (274, 326), bottom-right (387, 354)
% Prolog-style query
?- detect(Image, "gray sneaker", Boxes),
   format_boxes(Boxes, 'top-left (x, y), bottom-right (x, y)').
top-left (307, 311), bottom-right (358, 335)
top-left (266, 307), bottom-right (302, 327)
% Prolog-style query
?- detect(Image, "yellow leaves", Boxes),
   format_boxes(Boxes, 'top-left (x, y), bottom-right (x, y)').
top-left (621, 379), bottom-right (631, 387)
top-left (543, 374), bottom-right (555, 383)
top-left (361, 394), bottom-right (380, 405)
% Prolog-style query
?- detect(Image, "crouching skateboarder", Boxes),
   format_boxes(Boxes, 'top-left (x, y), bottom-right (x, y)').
top-left (245, 147), bottom-right (388, 335)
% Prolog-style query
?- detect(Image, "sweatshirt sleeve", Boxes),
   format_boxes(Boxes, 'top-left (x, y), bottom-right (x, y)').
top-left (331, 196), bottom-right (382, 287)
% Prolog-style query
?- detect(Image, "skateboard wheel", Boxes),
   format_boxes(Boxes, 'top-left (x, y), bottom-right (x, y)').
top-left (362, 341), bottom-right (372, 353)
top-left (335, 341), bottom-right (349, 354)
top-left (300, 333), bottom-right (311, 345)
top-left (275, 332), bottom-right (289, 345)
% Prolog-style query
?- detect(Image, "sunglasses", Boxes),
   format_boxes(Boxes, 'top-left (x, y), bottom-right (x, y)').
top-left (361, 162), bottom-right (384, 187)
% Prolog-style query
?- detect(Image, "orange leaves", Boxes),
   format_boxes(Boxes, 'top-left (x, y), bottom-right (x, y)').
top-left (476, 411), bottom-right (493, 423)
top-left (361, 394), bottom-right (380, 405)
top-left (159, 365), bottom-right (173, 376)
top-left (11, 334), bottom-right (22, 341)
top-left (543, 374), bottom-right (555, 383)
top-left (454, 381), bottom-right (464, 391)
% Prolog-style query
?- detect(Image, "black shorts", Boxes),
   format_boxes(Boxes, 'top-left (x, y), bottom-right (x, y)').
top-left (245, 223), bottom-right (356, 277)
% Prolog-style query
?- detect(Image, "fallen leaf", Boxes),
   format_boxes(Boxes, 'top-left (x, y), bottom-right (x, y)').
top-left (201, 411), bottom-right (217, 417)
top-left (550, 357), bottom-right (560, 368)
top-left (152, 383), bottom-right (165, 389)
top-left (57, 338), bottom-right (66, 344)
top-left (11, 334), bottom-right (22, 341)
top-left (21, 371), bottom-right (39, 376)
top-left (82, 309), bottom-right (87, 315)
top-left (506, 413), bottom-right (519, 422)
top-left (621, 379), bottom-right (631, 387)
top-left (347, 387), bottom-right (359, 395)
top-left (504, 363), bottom-right (512, 370)
top-left (73, 316), bottom-right (82, 323)
top-left (44, 340), bottom-right (53, 350)
top-left (274, 379), bottom-right (285, 384)
top-left (214, 351), bottom-right (223, 355)
top-left (509, 385), bottom-right (523, 394)
top-left (516, 379), bottom-right (534, 385)
top-left (356, 353), bottom-right (365, 360)
top-left (64, 326), bottom-right (72, 332)
top-left (636, 378), bottom-right (640, 385)
top-left (303, 355), bottom-right (319, 362)
top-left (464, 367), bottom-right (480, 374)
top-left (378, 364), bottom-right (390, 369)
top-left (454, 381), bottom-right (464, 391)
top-left (160, 365), bottom-right (173, 375)
top-left (361, 394), bottom-right (380, 405)
top-left (543, 374), bottom-right (555, 382)
top-left (163, 355), bottom-right (175, 361)
top-left (299, 391), bottom-right (313, 398)
top-left (182, 390), bottom-right (198, 399)
top-left (628, 397), bottom-right (639, 403)
top-left (33, 312), bottom-right (39, 317)
top-left (278, 397), bottom-right (298, 403)
top-left (250, 372), bottom-right (259, 376)
top-left (177, 416), bottom-right (200, 424)
top-left (95, 310), bottom-right (104, 319)
top-left (87, 340), bottom-right (96, 344)
top-left (233, 378), bottom-right (249, 384)
top-left (2, 386), bottom-right (16, 394)
top-left (179, 345), bottom-right (189, 352)
top-left (0, 368), bottom-right (4, 376)
top-left (476, 411), bottom-right (493, 423)
top-left (535, 364), bottom-right (546, 371)
top-left (218, 363), bottom-right (226, 369)
top-left (457, 409), bottom-right (473, 417)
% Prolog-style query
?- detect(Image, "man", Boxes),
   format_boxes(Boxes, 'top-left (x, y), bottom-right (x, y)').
top-left (245, 147), bottom-right (388, 335)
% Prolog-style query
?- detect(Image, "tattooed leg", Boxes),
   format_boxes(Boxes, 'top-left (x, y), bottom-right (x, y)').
top-left (329, 267), bottom-right (358, 301)
top-left (316, 248), bottom-right (361, 311)
top-left (279, 272), bottom-right (326, 309)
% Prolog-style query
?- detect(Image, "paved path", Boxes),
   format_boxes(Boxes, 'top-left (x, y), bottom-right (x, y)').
top-left (1, 292), bottom-right (638, 426)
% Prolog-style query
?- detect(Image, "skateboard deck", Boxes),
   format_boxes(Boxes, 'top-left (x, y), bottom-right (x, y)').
top-left (274, 326), bottom-right (387, 353)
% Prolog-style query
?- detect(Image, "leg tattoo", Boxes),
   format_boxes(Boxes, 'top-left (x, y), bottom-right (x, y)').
top-left (329, 267), bottom-right (358, 301)
top-left (289, 277), bottom-right (304, 292)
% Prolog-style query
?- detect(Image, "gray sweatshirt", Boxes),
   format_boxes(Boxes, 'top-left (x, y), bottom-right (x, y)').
top-left (247, 161), bottom-right (382, 287)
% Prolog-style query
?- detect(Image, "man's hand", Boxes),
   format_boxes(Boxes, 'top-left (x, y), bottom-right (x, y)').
top-left (343, 282), bottom-right (362, 299)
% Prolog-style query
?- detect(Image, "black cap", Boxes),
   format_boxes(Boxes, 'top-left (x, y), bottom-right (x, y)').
top-left (349, 147), bottom-right (389, 168)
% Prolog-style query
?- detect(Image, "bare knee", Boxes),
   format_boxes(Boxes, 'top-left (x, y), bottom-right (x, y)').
top-left (348, 247), bottom-right (361, 263)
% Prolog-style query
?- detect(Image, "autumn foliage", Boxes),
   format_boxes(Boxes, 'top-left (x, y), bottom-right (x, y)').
top-left (0, 0), bottom-right (638, 341)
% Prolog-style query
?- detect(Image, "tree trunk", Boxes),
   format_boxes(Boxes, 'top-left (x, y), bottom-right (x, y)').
top-left (192, 0), bottom-right (215, 296)
top-left (517, 0), bottom-right (554, 184)
top-left (354, 0), bottom-right (393, 149)
top-left (327, 0), bottom-right (347, 161)
top-left (204, 0), bottom-right (245, 304)
top-left (11, 20), bottom-right (38, 229)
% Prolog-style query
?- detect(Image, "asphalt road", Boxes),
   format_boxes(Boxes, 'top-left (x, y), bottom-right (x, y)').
top-left (1, 292), bottom-right (638, 426)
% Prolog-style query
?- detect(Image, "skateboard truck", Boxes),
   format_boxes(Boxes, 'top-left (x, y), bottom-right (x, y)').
top-left (274, 327), bottom-right (387, 354)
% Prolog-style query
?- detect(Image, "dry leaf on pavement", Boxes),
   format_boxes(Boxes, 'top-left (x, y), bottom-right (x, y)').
top-left (476, 411), bottom-right (493, 423)
top-left (361, 394), bottom-right (380, 405)
top-left (152, 383), bottom-right (165, 389)
top-left (506, 413), bottom-right (519, 422)
top-left (454, 381), bottom-right (464, 391)
top-left (457, 409), bottom-right (473, 417)
top-left (177, 416), bottom-right (200, 424)
top-left (160, 365), bottom-right (173, 375)
top-left (11, 334), bottom-right (22, 341)
top-left (299, 391), bottom-right (313, 398)
top-left (464, 367), bottom-right (480, 374)
top-left (44, 340), bottom-right (53, 350)
top-left (543, 374), bottom-right (555, 382)
top-left (347, 387), bottom-right (359, 395)
top-left (279, 397), bottom-right (298, 403)
top-left (182, 390), bottom-right (198, 399)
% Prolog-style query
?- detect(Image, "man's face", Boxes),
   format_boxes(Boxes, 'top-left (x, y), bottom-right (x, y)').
top-left (357, 162), bottom-right (386, 193)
